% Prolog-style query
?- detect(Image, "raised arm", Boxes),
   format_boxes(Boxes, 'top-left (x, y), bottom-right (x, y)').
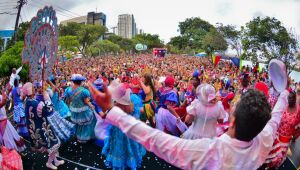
top-left (88, 82), bottom-right (212, 169)
top-left (106, 106), bottom-right (213, 169)
top-left (260, 90), bottom-right (289, 139)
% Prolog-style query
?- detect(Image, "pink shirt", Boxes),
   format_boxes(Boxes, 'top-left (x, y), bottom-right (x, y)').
top-left (106, 90), bottom-right (289, 170)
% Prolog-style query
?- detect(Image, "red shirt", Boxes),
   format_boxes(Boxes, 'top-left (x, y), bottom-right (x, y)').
top-left (131, 78), bottom-right (140, 94)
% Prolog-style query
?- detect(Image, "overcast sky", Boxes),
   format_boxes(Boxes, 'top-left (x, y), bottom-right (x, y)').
top-left (0, 0), bottom-right (300, 42)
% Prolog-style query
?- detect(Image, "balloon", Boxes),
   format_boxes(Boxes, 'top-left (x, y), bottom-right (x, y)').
top-left (135, 44), bottom-right (144, 51)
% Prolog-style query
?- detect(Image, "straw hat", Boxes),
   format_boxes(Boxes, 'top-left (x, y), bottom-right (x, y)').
top-left (108, 79), bottom-right (131, 106)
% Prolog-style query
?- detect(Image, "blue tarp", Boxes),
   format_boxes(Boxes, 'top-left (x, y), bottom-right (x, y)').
top-left (195, 53), bottom-right (207, 57)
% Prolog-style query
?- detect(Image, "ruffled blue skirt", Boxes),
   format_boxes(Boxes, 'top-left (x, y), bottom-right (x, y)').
top-left (70, 108), bottom-right (96, 142)
top-left (47, 111), bottom-right (75, 142)
top-left (55, 100), bottom-right (71, 118)
top-left (102, 94), bottom-right (146, 170)
top-left (102, 125), bottom-right (146, 170)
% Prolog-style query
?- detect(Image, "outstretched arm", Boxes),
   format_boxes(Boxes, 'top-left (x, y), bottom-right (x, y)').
top-left (88, 82), bottom-right (212, 169)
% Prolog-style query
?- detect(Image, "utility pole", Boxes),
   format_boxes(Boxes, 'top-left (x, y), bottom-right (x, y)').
top-left (13, 0), bottom-right (27, 43)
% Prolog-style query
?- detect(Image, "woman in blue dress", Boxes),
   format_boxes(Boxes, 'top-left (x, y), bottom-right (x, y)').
top-left (22, 82), bottom-right (64, 170)
top-left (48, 76), bottom-right (70, 118)
top-left (64, 74), bottom-right (96, 143)
top-left (11, 79), bottom-right (29, 137)
top-left (101, 81), bottom-right (146, 170)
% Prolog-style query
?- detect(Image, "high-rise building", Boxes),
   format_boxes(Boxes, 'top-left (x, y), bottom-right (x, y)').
top-left (117, 14), bottom-right (137, 39)
top-left (87, 12), bottom-right (106, 26)
top-left (60, 12), bottom-right (106, 27)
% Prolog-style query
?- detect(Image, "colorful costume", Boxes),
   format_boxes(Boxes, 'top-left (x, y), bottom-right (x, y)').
top-left (24, 98), bottom-right (60, 153)
top-left (265, 107), bottom-right (300, 168)
top-left (51, 90), bottom-right (70, 118)
top-left (38, 91), bottom-right (75, 142)
top-left (156, 88), bottom-right (187, 136)
top-left (12, 86), bottom-right (29, 137)
top-left (65, 86), bottom-right (96, 142)
top-left (139, 89), bottom-right (156, 125)
top-left (102, 94), bottom-right (146, 170)
top-left (0, 95), bottom-right (26, 152)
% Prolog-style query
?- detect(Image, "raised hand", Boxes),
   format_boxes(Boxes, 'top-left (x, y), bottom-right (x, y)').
top-left (88, 82), bottom-right (112, 113)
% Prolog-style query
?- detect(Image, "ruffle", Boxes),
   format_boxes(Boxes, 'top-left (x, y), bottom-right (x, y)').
top-left (47, 111), bottom-right (75, 142)
top-left (70, 109), bottom-right (94, 125)
top-left (69, 106), bottom-right (90, 113)
top-left (102, 125), bottom-right (146, 170)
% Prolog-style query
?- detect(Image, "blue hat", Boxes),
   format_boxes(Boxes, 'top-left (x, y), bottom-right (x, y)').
top-left (93, 78), bottom-right (103, 90)
top-left (71, 74), bottom-right (86, 81)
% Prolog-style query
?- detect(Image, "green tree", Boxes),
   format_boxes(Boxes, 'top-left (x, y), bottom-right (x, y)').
top-left (0, 41), bottom-right (28, 81)
top-left (241, 16), bottom-right (299, 67)
top-left (59, 22), bottom-right (83, 36)
top-left (6, 22), bottom-right (30, 49)
top-left (77, 24), bottom-right (107, 57)
top-left (87, 40), bottom-right (121, 57)
top-left (179, 17), bottom-right (214, 36)
top-left (202, 28), bottom-right (228, 56)
top-left (107, 35), bottom-right (134, 53)
top-left (217, 24), bottom-right (242, 57)
top-left (58, 36), bottom-right (80, 54)
top-left (168, 36), bottom-right (189, 50)
top-left (169, 17), bottom-right (217, 51)
top-left (0, 38), bottom-right (4, 52)
top-left (132, 33), bottom-right (164, 50)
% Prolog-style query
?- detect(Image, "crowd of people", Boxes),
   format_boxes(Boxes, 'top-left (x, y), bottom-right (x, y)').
top-left (0, 54), bottom-right (299, 170)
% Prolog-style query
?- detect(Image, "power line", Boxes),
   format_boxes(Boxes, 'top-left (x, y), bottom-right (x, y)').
top-left (28, 0), bottom-right (79, 18)
top-left (26, 2), bottom-right (76, 19)
top-left (30, 0), bottom-right (83, 19)
top-left (38, 0), bottom-right (81, 17)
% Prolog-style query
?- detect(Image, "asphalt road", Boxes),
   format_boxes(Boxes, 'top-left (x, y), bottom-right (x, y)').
top-left (21, 137), bottom-right (297, 170)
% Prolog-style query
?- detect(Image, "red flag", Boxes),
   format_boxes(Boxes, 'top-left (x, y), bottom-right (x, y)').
top-left (214, 55), bottom-right (221, 66)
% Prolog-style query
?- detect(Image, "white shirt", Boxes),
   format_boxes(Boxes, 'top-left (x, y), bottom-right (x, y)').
top-left (9, 66), bottom-right (22, 87)
top-left (0, 95), bottom-right (7, 120)
top-left (106, 90), bottom-right (289, 170)
top-left (182, 100), bottom-right (227, 139)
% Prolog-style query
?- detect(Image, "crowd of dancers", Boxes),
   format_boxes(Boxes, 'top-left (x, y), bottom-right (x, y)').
top-left (0, 54), bottom-right (299, 170)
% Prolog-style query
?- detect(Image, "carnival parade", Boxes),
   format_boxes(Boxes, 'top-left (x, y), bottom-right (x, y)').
top-left (0, 0), bottom-right (300, 169)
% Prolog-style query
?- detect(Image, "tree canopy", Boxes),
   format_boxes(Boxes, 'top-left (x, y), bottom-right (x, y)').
top-left (0, 41), bottom-right (28, 81)
top-left (241, 16), bottom-right (299, 70)
top-left (87, 40), bottom-right (121, 57)
top-left (132, 33), bottom-right (164, 50)
top-left (59, 23), bottom-right (107, 57)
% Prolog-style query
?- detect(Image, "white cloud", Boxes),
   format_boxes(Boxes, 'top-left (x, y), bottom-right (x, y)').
top-left (0, 0), bottom-right (299, 42)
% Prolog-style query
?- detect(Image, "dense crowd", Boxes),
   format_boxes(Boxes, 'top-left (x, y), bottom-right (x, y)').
top-left (0, 54), bottom-right (299, 170)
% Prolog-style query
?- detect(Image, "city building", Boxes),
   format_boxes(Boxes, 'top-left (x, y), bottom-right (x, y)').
top-left (0, 30), bottom-right (14, 50)
top-left (60, 12), bottom-right (106, 27)
top-left (87, 12), bottom-right (106, 26)
top-left (60, 16), bottom-right (87, 26)
top-left (117, 14), bottom-right (137, 39)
